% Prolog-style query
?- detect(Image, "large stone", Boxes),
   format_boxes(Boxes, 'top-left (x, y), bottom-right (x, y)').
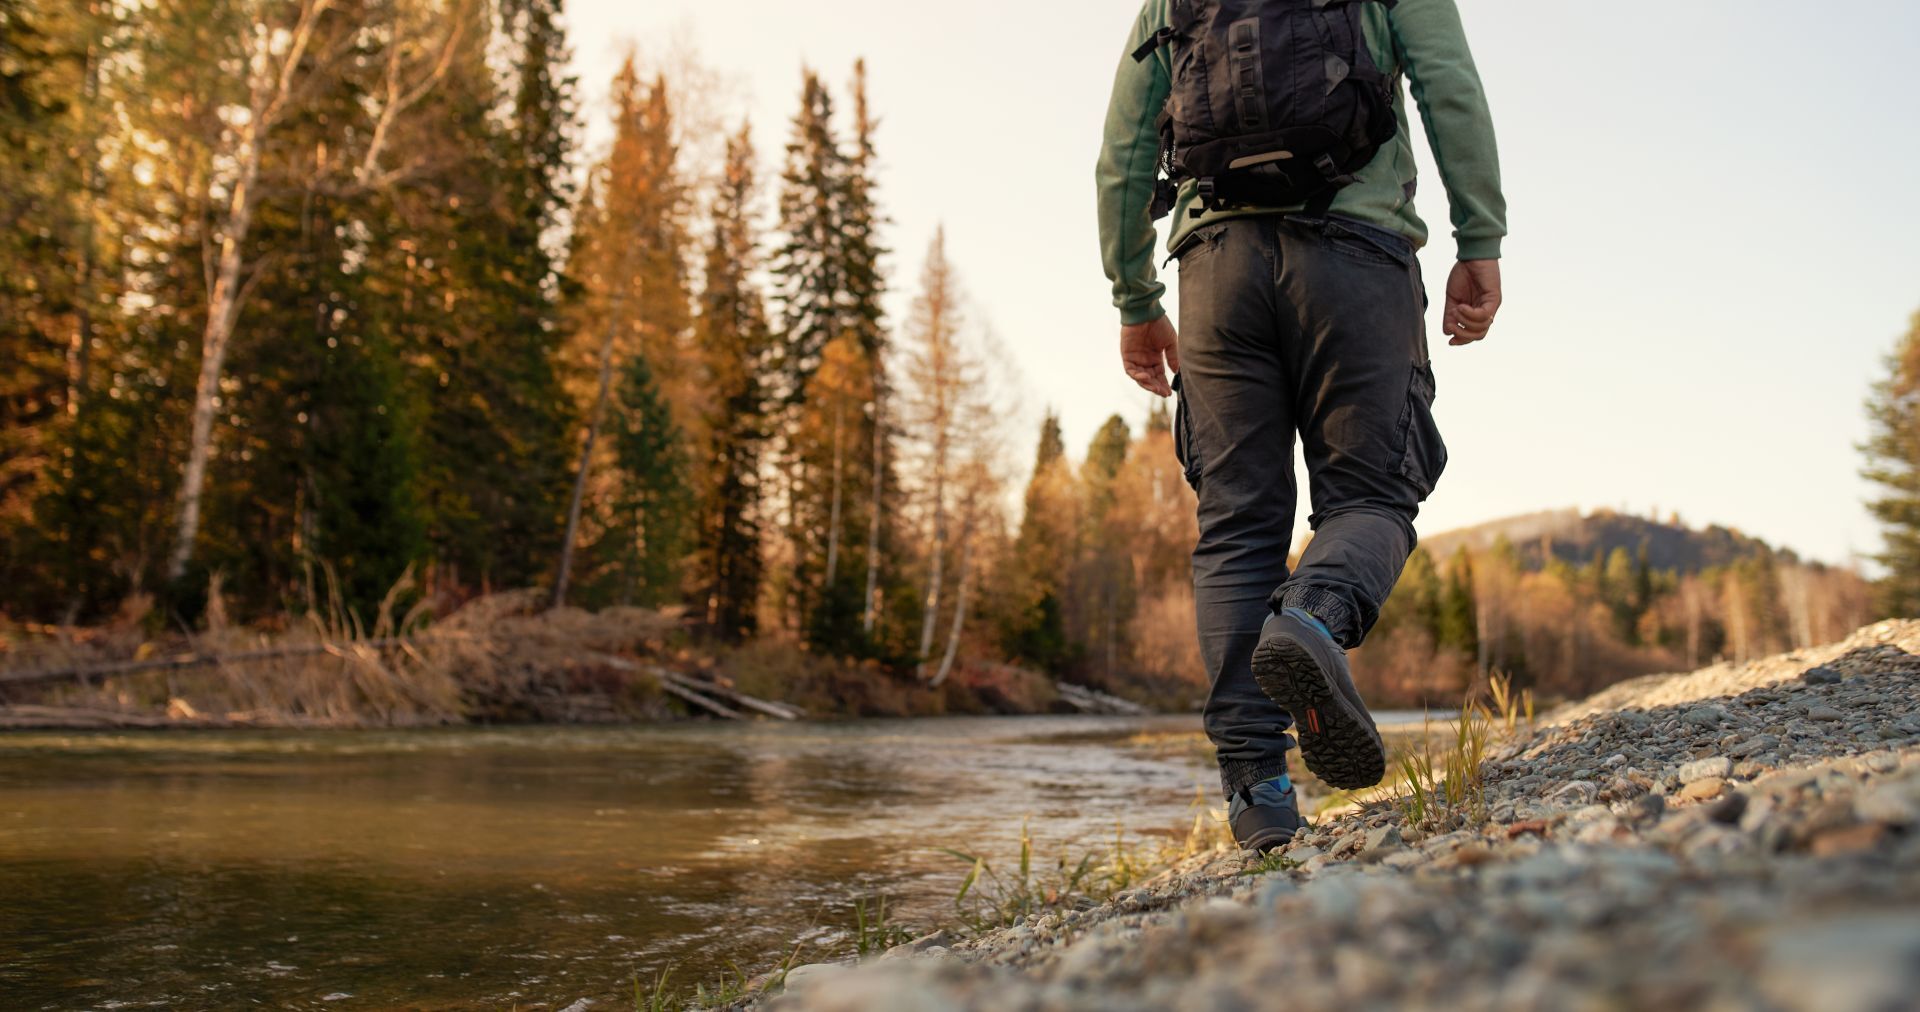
top-left (1800, 666), bottom-right (1844, 685)
top-left (1679, 777), bottom-right (1726, 802)
top-left (1807, 823), bottom-right (1888, 856)
top-left (1855, 779), bottom-right (1920, 827)
top-left (1759, 913), bottom-right (1920, 1012)
top-left (1682, 705), bottom-right (1732, 728)
top-left (1678, 756), bottom-right (1733, 783)
top-left (1358, 825), bottom-right (1403, 861)
top-left (782, 962), bottom-right (850, 991)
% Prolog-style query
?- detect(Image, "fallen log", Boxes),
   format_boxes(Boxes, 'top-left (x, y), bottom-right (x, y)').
top-left (654, 677), bottom-right (745, 719)
top-left (650, 668), bottom-right (804, 721)
top-left (0, 703), bottom-right (346, 730)
top-left (1055, 681), bottom-right (1150, 716)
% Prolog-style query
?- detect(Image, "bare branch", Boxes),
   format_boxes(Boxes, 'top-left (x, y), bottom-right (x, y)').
top-left (354, 6), bottom-right (466, 190)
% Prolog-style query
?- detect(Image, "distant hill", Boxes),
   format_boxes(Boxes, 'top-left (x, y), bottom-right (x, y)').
top-left (1417, 508), bottom-right (1806, 574)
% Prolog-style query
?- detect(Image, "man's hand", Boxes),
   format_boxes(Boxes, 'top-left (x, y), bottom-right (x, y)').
top-left (1121, 313), bottom-right (1180, 396)
top-left (1443, 259), bottom-right (1502, 346)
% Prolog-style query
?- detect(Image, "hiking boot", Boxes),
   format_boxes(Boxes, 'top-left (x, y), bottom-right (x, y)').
top-left (1228, 773), bottom-right (1302, 853)
top-left (1251, 607), bottom-right (1387, 790)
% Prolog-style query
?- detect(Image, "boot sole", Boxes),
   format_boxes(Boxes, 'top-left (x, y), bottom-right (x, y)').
top-left (1252, 635), bottom-right (1387, 791)
top-left (1238, 824), bottom-right (1297, 854)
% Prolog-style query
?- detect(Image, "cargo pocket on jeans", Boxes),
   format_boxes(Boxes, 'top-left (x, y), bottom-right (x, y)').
top-left (1398, 363), bottom-right (1447, 499)
top-left (1172, 373), bottom-right (1202, 492)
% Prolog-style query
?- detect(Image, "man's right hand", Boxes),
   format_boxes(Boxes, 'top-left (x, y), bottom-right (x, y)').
top-left (1443, 259), bottom-right (1503, 346)
top-left (1121, 313), bottom-right (1180, 397)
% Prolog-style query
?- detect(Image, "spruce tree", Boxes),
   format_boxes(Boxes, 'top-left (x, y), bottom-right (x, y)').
top-left (694, 124), bottom-right (773, 640)
top-left (1438, 547), bottom-right (1479, 657)
top-left (559, 56), bottom-right (696, 606)
top-left (0, 0), bottom-right (131, 610)
top-left (1002, 412), bottom-right (1075, 669)
top-left (766, 69), bottom-right (846, 633)
top-left (606, 353), bottom-right (691, 606)
top-left (1861, 310), bottom-right (1920, 617)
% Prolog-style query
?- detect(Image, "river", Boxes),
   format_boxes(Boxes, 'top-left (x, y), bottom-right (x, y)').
top-left (0, 715), bottom-right (1242, 1009)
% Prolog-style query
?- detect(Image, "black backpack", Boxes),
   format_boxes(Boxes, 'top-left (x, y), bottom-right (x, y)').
top-left (1132, 0), bottom-right (1400, 219)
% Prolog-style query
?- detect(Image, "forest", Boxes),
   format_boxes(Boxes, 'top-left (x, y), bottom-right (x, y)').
top-left (0, 0), bottom-right (1885, 718)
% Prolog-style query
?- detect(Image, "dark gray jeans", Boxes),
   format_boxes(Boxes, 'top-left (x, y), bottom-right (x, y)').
top-left (1171, 214), bottom-right (1446, 796)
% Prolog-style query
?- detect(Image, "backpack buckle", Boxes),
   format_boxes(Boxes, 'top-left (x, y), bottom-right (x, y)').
top-left (1192, 178), bottom-right (1220, 217)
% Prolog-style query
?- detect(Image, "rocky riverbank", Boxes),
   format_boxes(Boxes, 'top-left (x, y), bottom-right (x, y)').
top-left (759, 620), bottom-right (1920, 1011)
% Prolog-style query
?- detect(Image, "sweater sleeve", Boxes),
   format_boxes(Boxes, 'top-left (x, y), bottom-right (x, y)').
top-left (1391, 0), bottom-right (1507, 259)
top-left (1095, 2), bottom-right (1172, 324)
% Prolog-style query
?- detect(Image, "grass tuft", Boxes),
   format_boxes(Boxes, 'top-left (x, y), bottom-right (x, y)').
top-left (937, 792), bottom-right (1235, 934)
top-left (852, 894), bottom-right (914, 956)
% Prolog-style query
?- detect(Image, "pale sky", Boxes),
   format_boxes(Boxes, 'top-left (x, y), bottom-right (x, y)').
top-left (565, 0), bottom-right (1920, 567)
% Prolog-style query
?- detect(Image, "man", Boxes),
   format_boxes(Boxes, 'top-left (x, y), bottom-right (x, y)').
top-left (1096, 0), bottom-right (1505, 852)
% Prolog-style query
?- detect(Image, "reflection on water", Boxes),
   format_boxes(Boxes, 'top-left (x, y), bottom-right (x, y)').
top-left (0, 715), bottom-right (1219, 1009)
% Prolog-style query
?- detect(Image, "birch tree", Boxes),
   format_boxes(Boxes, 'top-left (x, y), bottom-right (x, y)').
top-left (897, 228), bottom-right (1006, 676)
top-left (164, 0), bottom-right (463, 584)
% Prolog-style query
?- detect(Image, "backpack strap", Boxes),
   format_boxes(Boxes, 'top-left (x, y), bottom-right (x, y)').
top-left (1131, 27), bottom-right (1179, 63)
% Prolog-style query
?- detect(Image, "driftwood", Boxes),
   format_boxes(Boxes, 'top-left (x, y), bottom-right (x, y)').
top-left (648, 667), bottom-right (805, 721)
top-left (1055, 681), bottom-right (1150, 716)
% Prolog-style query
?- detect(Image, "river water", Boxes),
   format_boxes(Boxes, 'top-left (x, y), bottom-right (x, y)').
top-left (0, 715), bottom-right (1239, 1009)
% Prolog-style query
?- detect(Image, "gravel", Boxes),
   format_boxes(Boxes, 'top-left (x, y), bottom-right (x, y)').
top-left (758, 619), bottom-right (1920, 1012)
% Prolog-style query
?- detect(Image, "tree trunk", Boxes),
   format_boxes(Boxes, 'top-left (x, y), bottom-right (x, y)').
top-left (825, 399), bottom-right (844, 584)
top-left (931, 534), bottom-right (973, 687)
top-left (165, 0), bottom-right (335, 583)
top-left (861, 391), bottom-right (884, 633)
top-left (166, 160), bottom-right (260, 583)
top-left (918, 464), bottom-right (946, 660)
top-left (553, 296), bottom-right (621, 608)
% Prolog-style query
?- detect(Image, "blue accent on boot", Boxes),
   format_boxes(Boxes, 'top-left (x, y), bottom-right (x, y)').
top-left (1282, 606), bottom-right (1333, 643)
top-left (1228, 772), bottom-right (1301, 852)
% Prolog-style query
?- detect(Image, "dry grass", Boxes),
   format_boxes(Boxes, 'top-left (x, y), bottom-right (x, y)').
top-left (4, 571), bottom-right (679, 727)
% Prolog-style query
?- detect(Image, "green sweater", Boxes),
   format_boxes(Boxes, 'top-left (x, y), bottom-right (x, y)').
top-left (1097, 0), bottom-right (1507, 324)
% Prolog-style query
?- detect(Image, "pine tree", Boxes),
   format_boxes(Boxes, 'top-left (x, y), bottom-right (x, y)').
top-left (770, 70), bottom-right (847, 405)
top-left (766, 69), bottom-right (848, 634)
top-left (0, 0), bottom-right (132, 609)
top-left (1078, 415), bottom-right (1136, 682)
top-left (1002, 411), bottom-right (1075, 669)
top-left (606, 354), bottom-right (690, 606)
top-left (694, 124), bottom-right (773, 640)
top-left (1861, 309), bottom-right (1920, 616)
top-left (406, 0), bottom-right (576, 594)
top-left (1034, 412), bottom-right (1066, 471)
top-left (1438, 547), bottom-right (1479, 657)
top-left (556, 56), bottom-right (695, 606)
top-left (1384, 546), bottom-right (1444, 641)
top-left (842, 60), bottom-right (895, 640)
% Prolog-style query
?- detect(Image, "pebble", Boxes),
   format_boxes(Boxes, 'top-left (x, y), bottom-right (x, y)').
top-left (1807, 705), bottom-right (1845, 722)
